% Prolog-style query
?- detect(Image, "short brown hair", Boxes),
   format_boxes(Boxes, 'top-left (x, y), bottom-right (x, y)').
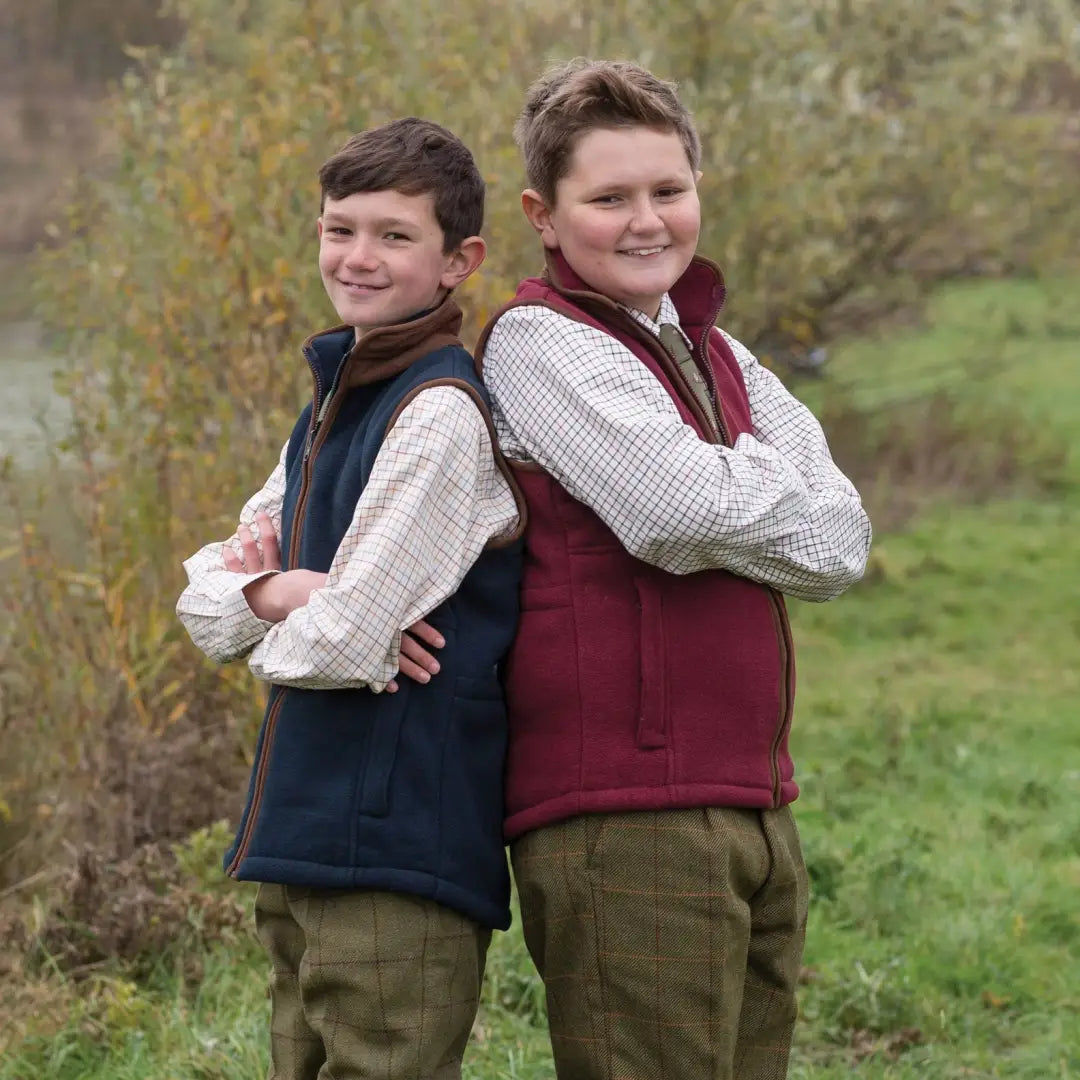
top-left (514, 59), bottom-right (701, 205)
top-left (318, 117), bottom-right (484, 251)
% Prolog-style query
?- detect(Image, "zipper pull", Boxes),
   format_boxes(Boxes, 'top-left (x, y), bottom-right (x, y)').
top-left (303, 391), bottom-right (334, 463)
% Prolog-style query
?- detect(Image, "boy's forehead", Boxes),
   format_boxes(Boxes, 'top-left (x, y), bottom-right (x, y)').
top-left (321, 188), bottom-right (437, 224)
top-left (564, 126), bottom-right (693, 184)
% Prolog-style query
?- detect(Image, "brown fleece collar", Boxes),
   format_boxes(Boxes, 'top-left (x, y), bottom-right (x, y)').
top-left (311, 297), bottom-right (465, 389)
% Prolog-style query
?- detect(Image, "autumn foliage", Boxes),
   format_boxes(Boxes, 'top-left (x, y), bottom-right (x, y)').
top-left (1, 0), bottom-right (1078, 884)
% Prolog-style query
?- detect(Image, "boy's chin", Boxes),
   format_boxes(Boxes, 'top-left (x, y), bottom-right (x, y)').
top-left (614, 261), bottom-right (686, 293)
top-left (332, 300), bottom-right (398, 331)
top-left (611, 275), bottom-right (682, 310)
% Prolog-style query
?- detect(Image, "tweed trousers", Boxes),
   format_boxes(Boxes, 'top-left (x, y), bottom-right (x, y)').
top-left (254, 885), bottom-right (490, 1080)
top-left (511, 806), bottom-right (808, 1080)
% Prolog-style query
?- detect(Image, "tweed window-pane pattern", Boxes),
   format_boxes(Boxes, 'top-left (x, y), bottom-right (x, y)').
top-left (510, 807), bottom-right (808, 1080)
top-left (177, 386), bottom-right (519, 690)
top-left (255, 884), bottom-right (490, 1080)
top-left (483, 297), bottom-right (871, 601)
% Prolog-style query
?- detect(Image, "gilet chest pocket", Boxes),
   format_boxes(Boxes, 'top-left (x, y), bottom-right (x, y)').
top-left (635, 580), bottom-right (668, 749)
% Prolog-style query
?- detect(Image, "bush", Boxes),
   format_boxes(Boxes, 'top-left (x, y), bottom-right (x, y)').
top-left (1, 0), bottom-right (1078, 887)
top-left (1, 823), bottom-right (248, 978)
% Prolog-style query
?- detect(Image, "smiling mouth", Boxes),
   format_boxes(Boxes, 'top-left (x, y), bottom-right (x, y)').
top-left (618, 246), bottom-right (668, 257)
top-left (339, 280), bottom-right (389, 292)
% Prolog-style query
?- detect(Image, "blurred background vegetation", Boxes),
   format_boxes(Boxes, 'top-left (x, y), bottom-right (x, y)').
top-left (0, 0), bottom-right (1078, 1075)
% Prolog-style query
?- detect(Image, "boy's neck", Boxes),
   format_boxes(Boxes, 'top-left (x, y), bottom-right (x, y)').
top-left (352, 300), bottom-right (443, 344)
top-left (313, 297), bottom-right (464, 391)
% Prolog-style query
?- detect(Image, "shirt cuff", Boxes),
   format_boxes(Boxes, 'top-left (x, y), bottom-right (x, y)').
top-left (218, 571), bottom-right (278, 647)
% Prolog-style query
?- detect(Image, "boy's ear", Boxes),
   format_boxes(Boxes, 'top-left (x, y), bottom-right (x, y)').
top-left (316, 217), bottom-right (324, 238)
top-left (521, 189), bottom-right (558, 249)
top-left (440, 235), bottom-right (486, 290)
top-left (694, 169), bottom-right (703, 184)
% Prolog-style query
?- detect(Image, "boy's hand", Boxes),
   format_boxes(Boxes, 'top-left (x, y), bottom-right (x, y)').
top-left (223, 512), bottom-right (281, 574)
top-left (224, 512), bottom-right (442, 693)
top-left (386, 619), bottom-right (445, 694)
top-left (222, 512), bottom-right (327, 622)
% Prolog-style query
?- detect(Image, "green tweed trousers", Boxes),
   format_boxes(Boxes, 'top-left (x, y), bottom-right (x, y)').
top-left (511, 806), bottom-right (809, 1080)
top-left (254, 885), bottom-right (490, 1080)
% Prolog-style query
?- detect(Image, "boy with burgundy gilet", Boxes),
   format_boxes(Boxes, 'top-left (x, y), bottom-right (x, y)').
top-left (178, 119), bottom-right (524, 1080)
top-left (477, 61), bottom-right (872, 1078)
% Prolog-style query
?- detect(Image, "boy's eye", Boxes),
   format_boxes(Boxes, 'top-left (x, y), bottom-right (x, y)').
top-left (384, 232), bottom-right (411, 241)
top-left (656, 187), bottom-right (684, 199)
top-left (591, 194), bottom-right (621, 205)
top-left (328, 226), bottom-right (351, 236)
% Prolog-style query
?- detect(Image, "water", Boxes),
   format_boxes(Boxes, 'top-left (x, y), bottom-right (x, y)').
top-left (0, 320), bottom-right (69, 463)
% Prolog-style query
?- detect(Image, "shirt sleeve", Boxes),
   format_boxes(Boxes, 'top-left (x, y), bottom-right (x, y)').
top-left (246, 385), bottom-right (520, 691)
top-left (175, 442), bottom-right (286, 663)
top-left (716, 331), bottom-right (872, 601)
top-left (484, 305), bottom-right (825, 577)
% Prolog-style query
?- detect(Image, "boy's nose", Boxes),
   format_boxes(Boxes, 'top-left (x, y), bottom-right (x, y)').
top-left (627, 200), bottom-right (665, 234)
top-left (343, 240), bottom-right (379, 270)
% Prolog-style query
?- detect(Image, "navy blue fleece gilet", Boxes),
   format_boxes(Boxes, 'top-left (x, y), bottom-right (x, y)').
top-left (224, 321), bottom-right (522, 930)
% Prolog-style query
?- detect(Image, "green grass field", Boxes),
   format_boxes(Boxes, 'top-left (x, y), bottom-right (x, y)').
top-left (3, 277), bottom-right (1078, 1078)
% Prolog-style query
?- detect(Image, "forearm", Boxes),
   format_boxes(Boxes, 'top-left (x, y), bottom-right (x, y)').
top-left (248, 386), bottom-right (519, 692)
top-left (707, 330), bottom-right (871, 597)
top-left (176, 559), bottom-right (276, 663)
top-left (176, 443), bottom-right (288, 662)
top-left (486, 306), bottom-right (828, 576)
top-left (247, 595), bottom-right (404, 690)
top-left (497, 374), bottom-right (821, 575)
top-left (716, 482), bottom-right (872, 600)
top-left (613, 431), bottom-right (817, 573)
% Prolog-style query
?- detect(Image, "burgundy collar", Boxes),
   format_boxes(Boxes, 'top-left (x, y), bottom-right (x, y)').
top-left (541, 248), bottom-right (727, 330)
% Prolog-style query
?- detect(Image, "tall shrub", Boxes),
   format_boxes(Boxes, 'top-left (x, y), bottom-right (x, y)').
top-left (1, 0), bottom-right (1077, 882)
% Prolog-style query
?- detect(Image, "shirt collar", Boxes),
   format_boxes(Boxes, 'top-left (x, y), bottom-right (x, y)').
top-left (621, 294), bottom-right (686, 340)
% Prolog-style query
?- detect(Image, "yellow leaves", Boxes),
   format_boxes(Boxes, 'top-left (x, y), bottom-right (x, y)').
top-left (259, 141), bottom-right (303, 179)
top-left (777, 315), bottom-right (817, 346)
top-left (57, 570), bottom-right (104, 593)
top-left (5, 0), bottom-right (1078, 896)
top-left (166, 701), bottom-right (189, 726)
top-left (251, 277), bottom-right (293, 329)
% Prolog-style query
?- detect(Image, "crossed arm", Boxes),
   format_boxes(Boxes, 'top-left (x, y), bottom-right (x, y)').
top-left (176, 385), bottom-right (520, 691)
top-left (483, 306), bottom-right (871, 600)
top-left (223, 510), bottom-right (445, 692)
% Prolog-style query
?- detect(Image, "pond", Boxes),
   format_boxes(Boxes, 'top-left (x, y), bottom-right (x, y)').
top-left (0, 320), bottom-right (70, 464)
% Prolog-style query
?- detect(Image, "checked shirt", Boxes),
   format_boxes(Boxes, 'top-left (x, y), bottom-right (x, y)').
top-left (482, 293), bottom-right (871, 600)
top-left (177, 386), bottom-right (519, 692)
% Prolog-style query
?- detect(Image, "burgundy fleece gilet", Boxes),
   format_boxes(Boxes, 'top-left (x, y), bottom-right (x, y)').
top-left (477, 253), bottom-right (797, 840)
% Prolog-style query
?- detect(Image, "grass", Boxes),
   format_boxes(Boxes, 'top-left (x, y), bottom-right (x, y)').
top-left (2, 275), bottom-right (1079, 1077)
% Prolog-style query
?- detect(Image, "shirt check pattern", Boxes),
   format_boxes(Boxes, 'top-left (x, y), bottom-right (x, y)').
top-left (177, 386), bottom-right (519, 692)
top-left (483, 295), bottom-right (871, 601)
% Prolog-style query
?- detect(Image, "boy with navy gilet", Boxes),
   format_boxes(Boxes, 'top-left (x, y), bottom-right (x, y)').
top-left (476, 62), bottom-right (872, 1079)
top-left (178, 118), bottom-right (523, 1080)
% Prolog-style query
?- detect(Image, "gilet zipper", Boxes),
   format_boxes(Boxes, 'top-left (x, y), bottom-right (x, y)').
top-left (227, 355), bottom-right (344, 877)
